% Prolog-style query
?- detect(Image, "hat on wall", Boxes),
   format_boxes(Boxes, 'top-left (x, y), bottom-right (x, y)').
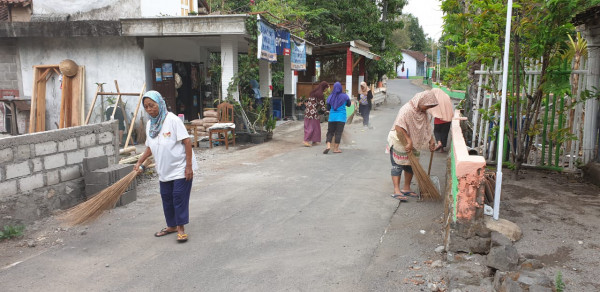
top-left (59, 59), bottom-right (79, 77)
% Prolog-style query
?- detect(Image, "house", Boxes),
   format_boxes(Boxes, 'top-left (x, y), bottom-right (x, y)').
top-left (396, 49), bottom-right (432, 78)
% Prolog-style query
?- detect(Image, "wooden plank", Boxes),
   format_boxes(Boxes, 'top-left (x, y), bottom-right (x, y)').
top-left (71, 71), bottom-right (81, 127)
top-left (29, 67), bottom-right (39, 133)
top-left (111, 80), bottom-right (122, 120)
top-left (80, 66), bottom-right (86, 125)
top-left (36, 69), bottom-right (48, 132)
top-left (33, 64), bottom-right (60, 69)
top-left (96, 92), bottom-right (143, 96)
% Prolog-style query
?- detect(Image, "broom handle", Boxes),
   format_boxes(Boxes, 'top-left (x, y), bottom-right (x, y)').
top-left (428, 151), bottom-right (434, 175)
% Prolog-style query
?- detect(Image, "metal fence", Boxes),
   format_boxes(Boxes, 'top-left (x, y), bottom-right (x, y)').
top-left (471, 58), bottom-right (591, 171)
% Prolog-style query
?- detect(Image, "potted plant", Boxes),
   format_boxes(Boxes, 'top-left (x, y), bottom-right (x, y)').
top-left (265, 117), bottom-right (276, 140)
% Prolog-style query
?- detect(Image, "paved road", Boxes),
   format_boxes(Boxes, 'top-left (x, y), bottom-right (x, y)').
top-left (0, 79), bottom-right (448, 291)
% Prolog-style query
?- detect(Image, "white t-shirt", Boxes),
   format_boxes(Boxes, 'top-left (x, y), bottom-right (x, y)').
top-left (146, 112), bottom-right (198, 182)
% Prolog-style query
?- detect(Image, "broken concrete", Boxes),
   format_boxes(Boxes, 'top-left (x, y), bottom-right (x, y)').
top-left (485, 216), bottom-right (523, 241)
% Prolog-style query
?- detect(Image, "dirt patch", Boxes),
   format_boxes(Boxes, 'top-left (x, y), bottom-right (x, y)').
top-left (501, 169), bottom-right (600, 289)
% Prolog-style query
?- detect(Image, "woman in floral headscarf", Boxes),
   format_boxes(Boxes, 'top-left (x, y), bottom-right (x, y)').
top-left (303, 81), bottom-right (329, 147)
top-left (387, 90), bottom-right (438, 201)
top-left (134, 90), bottom-right (198, 243)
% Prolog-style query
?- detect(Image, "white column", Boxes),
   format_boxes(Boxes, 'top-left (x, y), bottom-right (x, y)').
top-left (293, 71), bottom-right (298, 96)
top-left (583, 44), bottom-right (600, 163)
top-left (259, 59), bottom-right (272, 98)
top-left (284, 55), bottom-right (293, 95)
top-left (220, 36), bottom-right (238, 101)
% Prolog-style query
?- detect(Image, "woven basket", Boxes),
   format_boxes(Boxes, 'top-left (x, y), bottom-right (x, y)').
top-left (59, 59), bottom-right (79, 77)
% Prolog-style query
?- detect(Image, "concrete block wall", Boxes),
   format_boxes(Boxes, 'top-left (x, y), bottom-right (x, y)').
top-left (0, 37), bottom-right (21, 133)
top-left (0, 121), bottom-right (119, 226)
top-left (444, 110), bottom-right (490, 254)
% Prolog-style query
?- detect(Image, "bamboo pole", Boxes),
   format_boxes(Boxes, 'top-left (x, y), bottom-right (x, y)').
top-left (119, 146), bottom-right (137, 155)
top-left (123, 83), bottom-right (146, 149)
top-left (541, 94), bottom-right (550, 165)
top-left (111, 80), bottom-right (122, 120)
top-left (555, 96), bottom-right (565, 167)
top-left (85, 84), bottom-right (102, 125)
top-left (548, 94), bottom-right (557, 166)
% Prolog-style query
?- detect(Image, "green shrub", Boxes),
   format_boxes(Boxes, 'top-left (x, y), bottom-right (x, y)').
top-left (0, 225), bottom-right (25, 240)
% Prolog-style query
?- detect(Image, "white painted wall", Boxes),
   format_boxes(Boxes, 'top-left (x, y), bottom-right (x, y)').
top-left (18, 37), bottom-right (146, 130)
top-left (397, 53), bottom-right (417, 78)
top-left (34, 0), bottom-right (141, 20)
top-left (141, 0), bottom-right (198, 17)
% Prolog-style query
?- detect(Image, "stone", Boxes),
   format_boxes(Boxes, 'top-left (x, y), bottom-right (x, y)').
top-left (27, 240), bottom-right (36, 247)
top-left (520, 259), bottom-right (543, 270)
top-left (485, 217), bottom-right (522, 241)
top-left (529, 285), bottom-right (552, 292)
top-left (516, 271), bottom-right (552, 287)
top-left (427, 282), bottom-right (438, 291)
top-left (491, 231), bottom-right (513, 247)
top-left (435, 245), bottom-right (445, 253)
top-left (431, 260), bottom-right (443, 268)
top-left (500, 277), bottom-right (524, 292)
top-left (487, 245), bottom-right (519, 271)
top-left (447, 261), bottom-right (491, 287)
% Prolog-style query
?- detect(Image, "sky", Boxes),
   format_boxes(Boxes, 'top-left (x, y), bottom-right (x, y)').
top-left (403, 0), bottom-right (444, 41)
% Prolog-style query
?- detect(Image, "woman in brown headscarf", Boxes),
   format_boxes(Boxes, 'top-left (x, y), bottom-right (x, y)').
top-left (387, 90), bottom-right (438, 201)
top-left (303, 81), bottom-right (329, 147)
top-left (358, 82), bottom-right (373, 127)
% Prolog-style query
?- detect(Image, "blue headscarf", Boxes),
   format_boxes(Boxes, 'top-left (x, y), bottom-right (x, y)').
top-left (143, 90), bottom-right (167, 139)
top-left (250, 79), bottom-right (261, 100)
top-left (327, 82), bottom-right (349, 110)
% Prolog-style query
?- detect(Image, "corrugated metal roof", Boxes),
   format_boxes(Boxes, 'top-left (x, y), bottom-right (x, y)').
top-left (0, 6), bottom-right (8, 21)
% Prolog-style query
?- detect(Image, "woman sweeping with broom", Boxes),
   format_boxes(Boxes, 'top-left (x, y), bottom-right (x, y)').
top-left (135, 90), bottom-right (198, 243)
top-left (388, 90), bottom-right (439, 201)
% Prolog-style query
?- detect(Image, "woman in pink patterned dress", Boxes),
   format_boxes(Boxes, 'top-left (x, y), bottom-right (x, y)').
top-left (303, 81), bottom-right (329, 147)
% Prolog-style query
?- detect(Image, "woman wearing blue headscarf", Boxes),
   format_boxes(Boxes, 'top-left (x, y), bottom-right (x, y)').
top-left (323, 82), bottom-right (351, 154)
top-left (135, 90), bottom-right (198, 243)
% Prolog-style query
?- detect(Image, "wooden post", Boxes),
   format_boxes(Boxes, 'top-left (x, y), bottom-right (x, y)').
top-left (29, 67), bottom-right (39, 133)
top-left (85, 84), bottom-right (102, 125)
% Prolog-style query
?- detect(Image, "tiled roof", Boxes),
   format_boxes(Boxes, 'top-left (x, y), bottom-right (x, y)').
top-left (0, 0), bottom-right (31, 6)
top-left (573, 4), bottom-right (600, 25)
top-left (402, 49), bottom-right (433, 63)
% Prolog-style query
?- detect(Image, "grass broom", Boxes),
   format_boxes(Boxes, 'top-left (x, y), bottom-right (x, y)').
top-left (60, 159), bottom-right (152, 226)
top-left (396, 130), bottom-right (442, 201)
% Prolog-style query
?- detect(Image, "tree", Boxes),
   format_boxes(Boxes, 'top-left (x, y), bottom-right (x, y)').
top-left (405, 14), bottom-right (427, 51)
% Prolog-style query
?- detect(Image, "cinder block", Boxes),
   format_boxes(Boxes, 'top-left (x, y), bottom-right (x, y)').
top-left (35, 141), bottom-right (58, 156)
top-left (79, 134), bottom-right (97, 148)
top-left (16, 145), bottom-right (31, 160)
top-left (58, 138), bottom-right (78, 152)
top-left (32, 157), bottom-right (43, 172)
top-left (60, 165), bottom-right (81, 182)
top-left (5, 161), bottom-right (30, 179)
top-left (19, 173), bottom-right (45, 192)
top-left (85, 183), bottom-right (106, 198)
top-left (0, 148), bottom-right (13, 164)
top-left (117, 189), bottom-right (137, 207)
top-left (82, 156), bottom-right (108, 174)
top-left (46, 170), bottom-right (60, 186)
top-left (66, 150), bottom-right (85, 165)
top-left (105, 144), bottom-right (115, 156)
top-left (44, 153), bottom-right (66, 170)
top-left (86, 145), bottom-right (106, 158)
top-left (0, 180), bottom-right (17, 197)
top-left (85, 164), bottom-right (133, 186)
top-left (98, 132), bottom-right (114, 144)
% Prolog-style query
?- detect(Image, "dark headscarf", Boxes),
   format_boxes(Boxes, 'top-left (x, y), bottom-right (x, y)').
top-left (143, 90), bottom-right (168, 139)
top-left (327, 82), bottom-right (349, 110)
top-left (309, 81), bottom-right (329, 100)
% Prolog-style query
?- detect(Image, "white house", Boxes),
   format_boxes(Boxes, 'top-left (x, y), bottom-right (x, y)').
top-left (396, 49), bottom-right (431, 78)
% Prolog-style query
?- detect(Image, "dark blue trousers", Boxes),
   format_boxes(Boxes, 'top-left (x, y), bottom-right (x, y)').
top-left (159, 178), bottom-right (192, 227)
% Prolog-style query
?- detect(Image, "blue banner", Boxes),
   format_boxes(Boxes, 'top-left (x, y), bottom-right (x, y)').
top-left (437, 49), bottom-right (441, 64)
top-left (291, 40), bottom-right (306, 71)
top-left (257, 20), bottom-right (277, 62)
top-left (276, 29), bottom-right (291, 56)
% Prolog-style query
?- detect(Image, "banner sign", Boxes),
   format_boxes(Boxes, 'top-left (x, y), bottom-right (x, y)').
top-left (291, 40), bottom-right (306, 71)
top-left (276, 29), bottom-right (291, 56)
top-left (257, 20), bottom-right (277, 62)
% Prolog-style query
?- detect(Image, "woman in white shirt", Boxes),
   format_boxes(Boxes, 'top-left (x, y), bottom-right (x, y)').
top-left (135, 90), bottom-right (197, 243)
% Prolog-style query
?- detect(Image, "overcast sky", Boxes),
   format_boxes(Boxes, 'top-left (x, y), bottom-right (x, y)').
top-left (403, 0), bottom-right (444, 41)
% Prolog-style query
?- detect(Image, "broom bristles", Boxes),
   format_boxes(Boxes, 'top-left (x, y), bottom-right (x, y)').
top-left (60, 159), bottom-right (151, 226)
top-left (396, 131), bottom-right (442, 201)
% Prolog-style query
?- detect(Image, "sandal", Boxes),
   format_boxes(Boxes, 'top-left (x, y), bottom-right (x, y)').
top-left (401, 191), bottom-right (420, 198)
top-left (323, 148), bottom-right (330, 154)
top-left (177, 233), bottom-right (188, 243)
top-left (390, 194), bottom-right (408, 202)
top-left (155, 228), bottom-right (177, 237)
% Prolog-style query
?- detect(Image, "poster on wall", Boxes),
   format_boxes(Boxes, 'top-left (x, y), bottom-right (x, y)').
top-left (291, 40), bottom-right (306, 71)
top-left (162, 63), bottom-right (173, 79)
top-left (155, 68), bottom-right (162, 82)
top-left (276, 28), bottom-right (291, 56)
top-left (257, 19), bottom-right (277, 62)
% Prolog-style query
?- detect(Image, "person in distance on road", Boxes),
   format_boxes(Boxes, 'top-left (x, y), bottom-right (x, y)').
top-left (358, 81), bottom-right (373, 128)
top-left (303, 81), bottom-right (329, 147)
top-left (323, 82), bottom-right (351, 154)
